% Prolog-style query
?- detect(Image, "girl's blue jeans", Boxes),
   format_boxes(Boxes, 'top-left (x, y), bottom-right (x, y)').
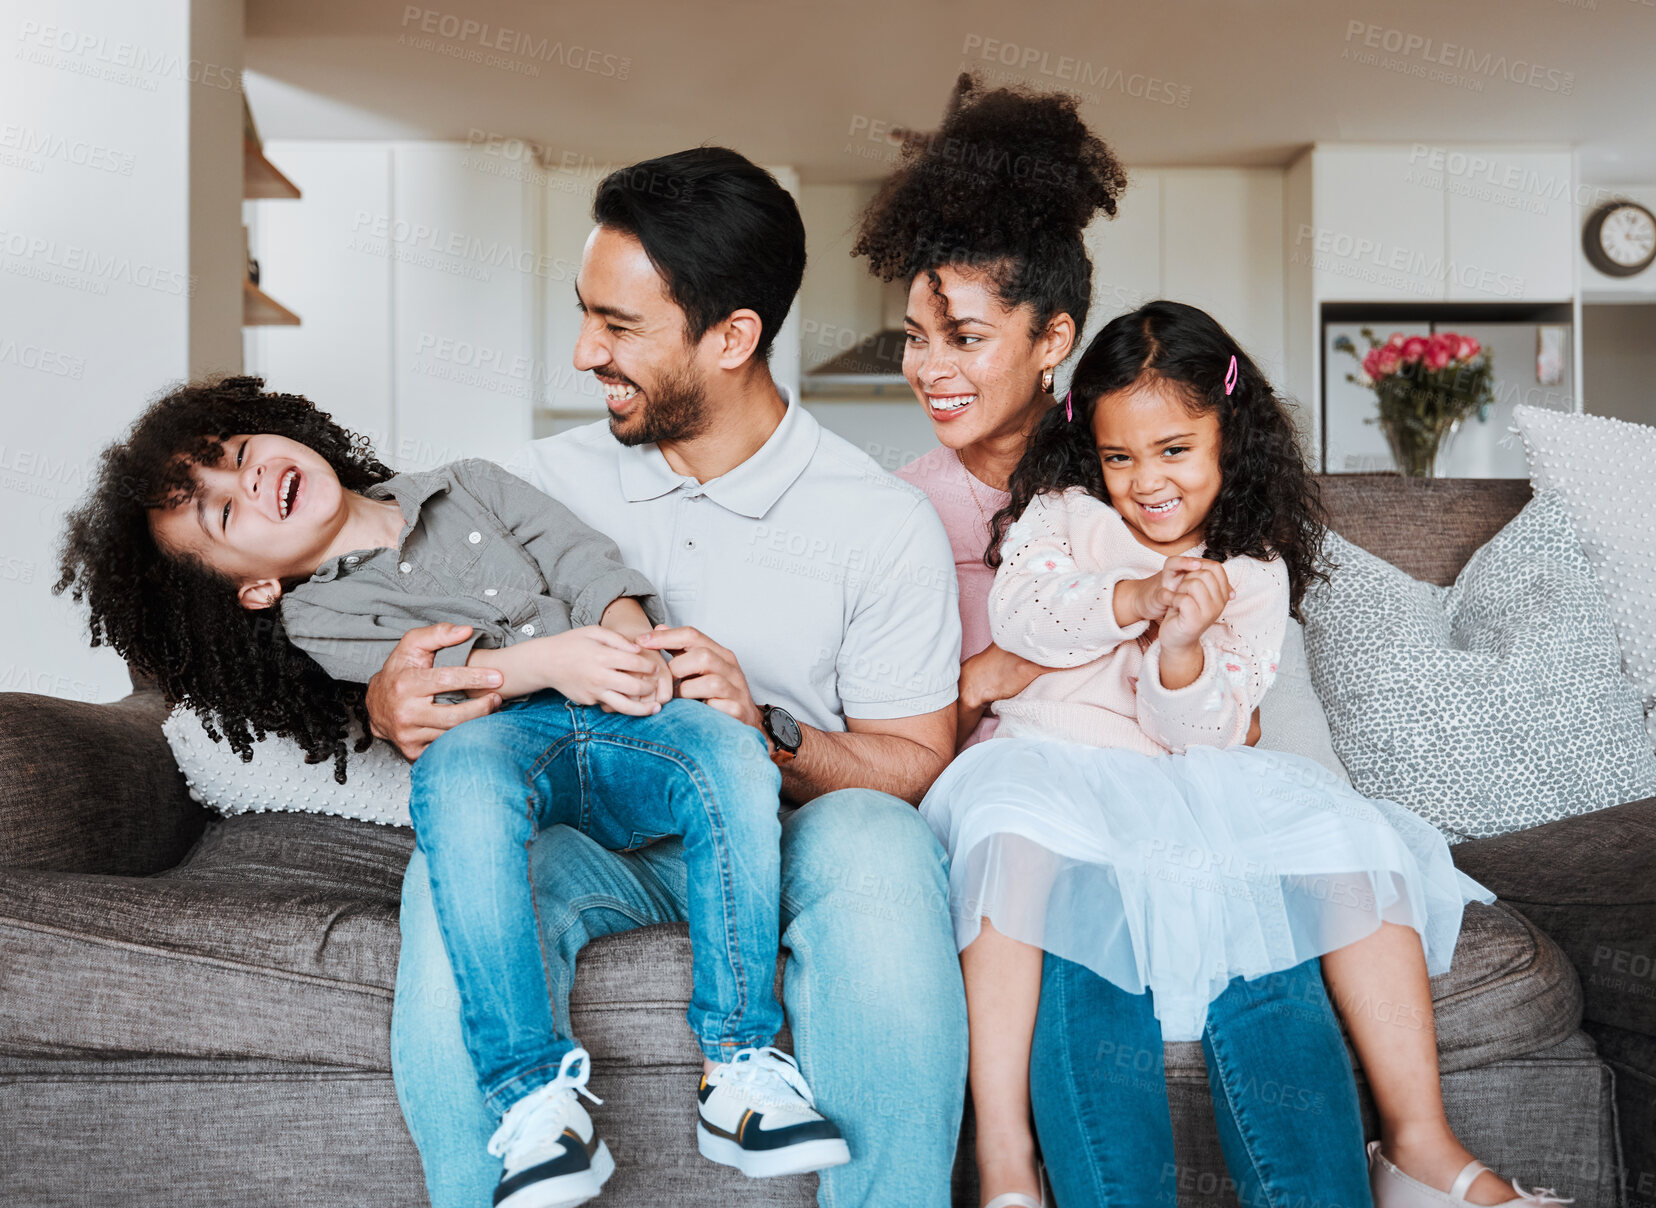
top-left (1031, 952), bottom-right (1374, 1207)
top-left (407, 690), bottom-right (785, 1117)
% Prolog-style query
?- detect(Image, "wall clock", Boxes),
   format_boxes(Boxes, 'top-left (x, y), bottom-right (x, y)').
top-left (1583, 200), bottom-right (1656, 277)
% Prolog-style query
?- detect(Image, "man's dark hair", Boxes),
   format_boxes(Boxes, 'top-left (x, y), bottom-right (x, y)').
top-left (592, 147), bottom-right (805, 363)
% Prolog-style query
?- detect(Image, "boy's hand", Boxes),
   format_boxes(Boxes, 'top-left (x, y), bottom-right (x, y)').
top-left (1156, 559), bottom-right (1234, 651)
top-left (543, 626), bottom-right (665, 716)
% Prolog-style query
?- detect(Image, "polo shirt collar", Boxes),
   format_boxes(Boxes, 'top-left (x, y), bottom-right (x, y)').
top-left (615, 386), bottom-right (820, 519)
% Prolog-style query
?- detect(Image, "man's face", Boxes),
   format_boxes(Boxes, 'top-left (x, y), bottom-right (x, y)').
top-left (572, 225), bottom-right (710, 446)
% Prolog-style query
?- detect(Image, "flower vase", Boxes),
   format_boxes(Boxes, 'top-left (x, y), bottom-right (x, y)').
top-left (1381, 414), bottom-right (1464, 478)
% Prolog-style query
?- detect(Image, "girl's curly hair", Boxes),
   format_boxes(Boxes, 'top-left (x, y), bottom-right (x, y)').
top-left (989, 301), bottom-right (1332, 621)
top-left (852, 72), bottom-right (1127, 342)
top-left (55, 375), bottom-right (394, 781)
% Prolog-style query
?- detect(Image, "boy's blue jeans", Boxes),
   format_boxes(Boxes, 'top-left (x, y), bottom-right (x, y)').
top-left (407, 690), bottom-right (785, 1117)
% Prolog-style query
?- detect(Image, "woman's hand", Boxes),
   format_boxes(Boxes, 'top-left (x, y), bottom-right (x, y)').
top-left (960, 643), bottom-right (1052, 711)
top-left (541, 626), bottom-right (666, 716)
top-left (1156, 559), bottom-right (1234, 651)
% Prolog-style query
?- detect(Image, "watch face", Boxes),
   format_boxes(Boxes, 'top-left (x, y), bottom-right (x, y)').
top-left (768, 706), bottom-right (802, 751)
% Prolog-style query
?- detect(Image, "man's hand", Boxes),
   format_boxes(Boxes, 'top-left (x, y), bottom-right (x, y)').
top-left (366, 624), bottom-right (504, 761)
top-left (635, 624), bottom-right (763, 730)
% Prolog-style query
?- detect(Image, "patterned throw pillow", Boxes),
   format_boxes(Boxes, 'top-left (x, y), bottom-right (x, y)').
top-left (1513, 405), bottom-right (1656, 746)
top-left (1302, 490), bottom-right (1656, 842)
top-left (163, 708), bottom-right (412, 827)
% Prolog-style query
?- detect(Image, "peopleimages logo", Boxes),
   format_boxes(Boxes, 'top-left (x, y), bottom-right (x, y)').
top-left (398, 7), bottom-right (631, 79)
top-left (1342, 20), bottom-right (1576, 94)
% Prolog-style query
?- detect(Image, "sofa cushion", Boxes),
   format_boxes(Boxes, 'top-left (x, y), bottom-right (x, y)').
top-left (0, 813), bottom-right (410, 1068)
top-left (1303, 492), bottom-right (1656, 841)
top-left (1162, 901), bottom-right (1582, 1077)
top-left (1453, 795), bottom-right (1656, 1039)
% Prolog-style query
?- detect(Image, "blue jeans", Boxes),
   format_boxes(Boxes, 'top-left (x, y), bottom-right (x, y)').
top-left (393, 786), bottom-right (969, 1208)
top-left (1031, 953), bottom-right (1373, 1208)
top-left (407, 691), bottom-right (787, 1116)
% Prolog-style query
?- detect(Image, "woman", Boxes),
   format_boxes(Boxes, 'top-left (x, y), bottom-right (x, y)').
top-left (853, 74), bottom-right (1374, 1208)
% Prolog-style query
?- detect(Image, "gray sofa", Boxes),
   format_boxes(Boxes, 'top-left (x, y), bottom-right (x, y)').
top-left (2, 475), bottom-right (1652, 1208)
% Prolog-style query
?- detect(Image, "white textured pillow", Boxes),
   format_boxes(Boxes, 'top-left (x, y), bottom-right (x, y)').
top-left (1257, 619), bottom-right (1351, 784)
top-left (1303, 491), bottom-right (1656, 841)
top-left (162, 709), bottom-right (413, 827)
top-left (1514, 405), bottom-right (1656, 745)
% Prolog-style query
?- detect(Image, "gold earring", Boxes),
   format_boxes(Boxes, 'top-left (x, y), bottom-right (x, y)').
top-left (1040, 368), bottom-right (1054, 393)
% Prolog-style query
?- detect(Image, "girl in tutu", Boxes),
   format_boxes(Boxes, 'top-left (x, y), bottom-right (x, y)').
top-left (922, 300), bottom-right (1565, 1207)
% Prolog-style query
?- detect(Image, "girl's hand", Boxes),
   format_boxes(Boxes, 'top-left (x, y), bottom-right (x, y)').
top-left (960, 642), bottom-right (1052, 711)
top-left (1156, 559), bottom-right (1234, 651)
top-left (1119, 556), bottom-right (1200, 626)
top-left (542, 626), bottom-right (666, 716)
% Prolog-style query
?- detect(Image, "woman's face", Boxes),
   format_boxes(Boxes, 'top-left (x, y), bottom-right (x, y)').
top-left (901, 265), bottom-right (1068, 452)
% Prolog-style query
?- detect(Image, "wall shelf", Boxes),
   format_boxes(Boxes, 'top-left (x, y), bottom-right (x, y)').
top-left (243, 279), bottom-right (300, 327)
top-left (244, 138), bottom-right (300, 200)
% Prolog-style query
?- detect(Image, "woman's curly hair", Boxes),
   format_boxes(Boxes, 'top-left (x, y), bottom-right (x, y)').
top-left (989, 301), bottom-right (1332, 621)
top-left (852, 72), bottom-right (1127, 342)
top-left (55, 375), bottom-right (394, 781)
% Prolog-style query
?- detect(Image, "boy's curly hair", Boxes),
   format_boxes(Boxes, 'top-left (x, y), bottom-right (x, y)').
top-left (990, 301), bottom-right (1332, 621)
top-left (852, 72), bottom-right (1127, 342)
top-left (55, 375), bottom-right (394, 781)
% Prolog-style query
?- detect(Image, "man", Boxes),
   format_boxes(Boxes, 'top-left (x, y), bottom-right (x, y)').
top-left (369, 147), bottom-right (970, 1208)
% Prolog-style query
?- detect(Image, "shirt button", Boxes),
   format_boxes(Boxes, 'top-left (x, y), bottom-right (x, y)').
top-left (484, 588), bottom-right (498, 597)
top-left (469, 531), bottom-right (482, 544)
top-left (345, 555), bottom-right (360, 565)
top-left (398, 561), bottom-right (412, 574)
top-left (520, 624), bottom-right (535, 636)
top-left (685, 539), bottom-right (696, 550)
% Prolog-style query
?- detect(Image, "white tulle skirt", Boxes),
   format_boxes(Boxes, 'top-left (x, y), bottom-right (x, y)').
top-left (919, 737), bottom-right (1494, 1041)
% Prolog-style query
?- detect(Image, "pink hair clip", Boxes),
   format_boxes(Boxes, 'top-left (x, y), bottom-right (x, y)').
top-left (1224, 355), bottom-right (1238, 396)
top-left (1064, 389), bottom-right (1073, 422)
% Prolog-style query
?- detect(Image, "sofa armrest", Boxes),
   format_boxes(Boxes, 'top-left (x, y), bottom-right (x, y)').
top-left (0, 689), bottom-right (207, 875)
top-left (1453, 796), bottom-right (1656, 1040)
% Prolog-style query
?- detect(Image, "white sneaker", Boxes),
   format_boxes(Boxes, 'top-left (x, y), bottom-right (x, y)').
top-left (487, 1049), bottom-right (614, 1208)
top-left (695, 1046), bottom-right (851, 1178)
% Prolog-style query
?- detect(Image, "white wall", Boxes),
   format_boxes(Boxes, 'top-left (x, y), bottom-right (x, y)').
top-left (1, 0), bottom-right (241, 705)
top-left (247, 139), bottom-right (535, 469)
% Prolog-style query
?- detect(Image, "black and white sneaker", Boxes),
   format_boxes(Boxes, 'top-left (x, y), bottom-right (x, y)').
top-left (696, 1046), bottom-right (851, 1178)
top-left (487, 1048), bottom-right (614, 1208)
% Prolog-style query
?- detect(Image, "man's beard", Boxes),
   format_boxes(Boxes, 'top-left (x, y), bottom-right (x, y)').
top-left (609, 359), bottom-right (710, 447)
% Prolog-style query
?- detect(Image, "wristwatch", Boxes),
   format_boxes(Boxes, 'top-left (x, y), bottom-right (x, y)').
top-left (759, 704), bottom-right (802, 764)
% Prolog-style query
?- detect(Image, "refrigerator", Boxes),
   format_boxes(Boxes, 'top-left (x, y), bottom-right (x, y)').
top-left (1323, 320), bottom-right (1574, 477)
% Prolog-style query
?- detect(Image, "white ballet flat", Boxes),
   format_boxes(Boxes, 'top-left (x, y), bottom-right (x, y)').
top-left (1368, 1140), bottom-right (1574, 1206)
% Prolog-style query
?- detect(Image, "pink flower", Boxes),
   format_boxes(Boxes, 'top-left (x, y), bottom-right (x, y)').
top-left (1384, 331), bottom-right (1407, 351)
top-left (1375, 347), bottom-right (1402, 376)
top-left (1454, 335), bottom-right (1481, 361)
top-left (1400, 337), bottom-right (1428, 364)
top-left (1362, 348), bottom-right (1382, 380)
top-left (1424, 334), bottom-right (1453, 371)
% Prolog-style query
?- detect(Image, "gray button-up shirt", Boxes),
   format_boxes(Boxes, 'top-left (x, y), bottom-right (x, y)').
top-left (281, 458), bottom-right (663, 685)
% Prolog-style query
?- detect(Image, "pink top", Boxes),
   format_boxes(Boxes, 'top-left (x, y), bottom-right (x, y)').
top-left (896, 446), bottom-right (1011, 748)
top-left (989, 487), bottom-right (1287, 755)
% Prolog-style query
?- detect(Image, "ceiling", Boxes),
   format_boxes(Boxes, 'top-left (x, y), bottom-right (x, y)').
top-left (246, 0), bottom-right (1656, 183)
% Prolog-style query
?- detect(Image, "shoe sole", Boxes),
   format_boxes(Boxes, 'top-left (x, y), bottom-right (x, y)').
top-left (496, 1141), bottom-right (615, 1208)
top-left (696, 1124), bottom-right (851, 1178)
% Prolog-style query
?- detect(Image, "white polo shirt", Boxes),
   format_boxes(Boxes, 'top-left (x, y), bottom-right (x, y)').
top-left (506, 389), bottom-right (961, 733)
